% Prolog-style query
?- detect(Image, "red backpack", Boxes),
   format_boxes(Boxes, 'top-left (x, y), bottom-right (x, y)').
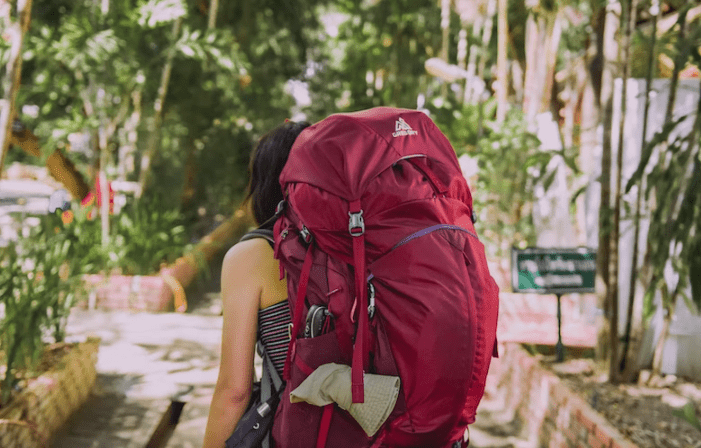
top-left (272, 107), bottom-right (499, 448)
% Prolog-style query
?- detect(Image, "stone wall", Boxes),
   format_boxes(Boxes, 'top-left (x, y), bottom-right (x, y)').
top-left (492, 343), bottom-right (638, 448)
top-left (0, 338), bottom-right (100, 448)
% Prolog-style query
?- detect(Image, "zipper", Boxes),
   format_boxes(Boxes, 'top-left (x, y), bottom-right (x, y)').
top-left (392, 154), bottom-right (427, 167)
top-left (390, 224), bottom-right (478, 251)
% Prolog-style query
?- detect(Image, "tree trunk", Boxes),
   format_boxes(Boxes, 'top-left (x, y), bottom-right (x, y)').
top-left (476, 0), bottom-right (496, 89)
top-left (8, 128), bottom-right (91, 200)
top-left (208, 0), bottom-right (219, 29)
top-left (651, 302), bottom-right (671, 377)
top-left (610, 0), bottom-right (638, 384)
top-left (117, 89), bottom-right (142, 181)
top-left (620, 0), bottom-right (659, 383)
top-left (440, 0), bottom-right (450, 97)
top-left (595, 0), bottom-right (619, 366)
top-left (0, 0), bottom-right (33, 176)
top-left (522, 4), bottom-right (562, 124)
top-left (663, 8), bottom-right (687, 125)
top-left (496, 0), bottom-right (508, 122)
top-left (180, 138), bottom-right (197, 209)
top-left (138, 18), bottom-right (183, 197)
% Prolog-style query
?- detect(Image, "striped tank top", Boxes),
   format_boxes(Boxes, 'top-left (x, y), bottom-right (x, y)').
top-left (258, 300), bottom-right (291, 375)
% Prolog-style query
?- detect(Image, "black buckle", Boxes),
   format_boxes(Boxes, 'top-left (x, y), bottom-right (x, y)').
top-left (348, 210), bottom-right (365, 236)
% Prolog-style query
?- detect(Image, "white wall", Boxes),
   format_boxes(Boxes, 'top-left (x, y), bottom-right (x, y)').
top-left (593, 78), bottom-right (701, 380)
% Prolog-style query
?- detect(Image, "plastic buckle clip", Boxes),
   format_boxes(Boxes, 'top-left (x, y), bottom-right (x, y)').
top-left (367, 281), bottom-right (376, 319)
top-left (348, 210), bottom-right (365, 236)
top-left (275, 200), bottom-right (285, 217)
top-left (300, 226), bottom-right (313, 244)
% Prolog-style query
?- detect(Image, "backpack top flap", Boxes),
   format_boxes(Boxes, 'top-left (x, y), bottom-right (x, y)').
top-left (279, 107), bottom-right (472, 212)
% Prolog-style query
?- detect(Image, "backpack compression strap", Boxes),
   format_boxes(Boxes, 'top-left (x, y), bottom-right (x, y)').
top-left (283, 243), bottom-right (315, 381)
top-left (349, 199), bottom-right (369, 404)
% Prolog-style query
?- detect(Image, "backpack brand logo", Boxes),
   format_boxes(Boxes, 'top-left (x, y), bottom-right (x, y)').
top-left (392, 118), bottom-right (418, 137)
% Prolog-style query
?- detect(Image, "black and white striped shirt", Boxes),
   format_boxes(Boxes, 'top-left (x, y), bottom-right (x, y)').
top-left (258, 301), bottom-right (291, 375)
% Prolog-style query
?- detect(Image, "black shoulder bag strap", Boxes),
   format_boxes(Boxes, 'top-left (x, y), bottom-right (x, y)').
top-left (239, 229), bottom-right (274, 247)
top-left (259, 343), bottom-right (284, 448)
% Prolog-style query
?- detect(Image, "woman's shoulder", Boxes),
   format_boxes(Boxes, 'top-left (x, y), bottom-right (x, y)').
top-left (223, 237), bottom-right (273, 269)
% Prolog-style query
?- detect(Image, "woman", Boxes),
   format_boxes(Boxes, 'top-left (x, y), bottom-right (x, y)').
top-left (202, 120), bottom-right (310, 448)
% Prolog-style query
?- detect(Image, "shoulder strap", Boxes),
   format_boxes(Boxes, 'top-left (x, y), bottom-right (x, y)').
top-left (257, 341), bottom-right (283, 394)
top-left (239, 229), bottom-right (274, 248)
top-left (259, 342), bottom-right (284, 448)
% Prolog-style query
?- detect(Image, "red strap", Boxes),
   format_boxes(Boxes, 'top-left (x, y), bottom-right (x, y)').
top-left (350, 200), bottom-right (368, 403)
top-left (315, 404), bottom-right (334, 448)
top-left (283, 243), bottom-right (314, 381)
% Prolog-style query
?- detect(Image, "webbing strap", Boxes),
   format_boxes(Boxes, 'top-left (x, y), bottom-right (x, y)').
top-left (350, 199), bottom-right (368, 403)
top-left (315, 404), bottom-right (334, 448)
top-left (283, 243), bottom-right (314, 381)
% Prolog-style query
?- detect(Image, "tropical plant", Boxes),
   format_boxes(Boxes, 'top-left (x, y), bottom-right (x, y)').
top-left (425, 98), bottom-right (576, 257)
top-left (0, 213), bottom-right (81, 407)
top-left (0, 242), bottom-right (45, 407)
top-left (110, 195), bottom-right (192, 275)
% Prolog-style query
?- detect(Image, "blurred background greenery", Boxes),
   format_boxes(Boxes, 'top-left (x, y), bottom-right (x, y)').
top-left (1, 0), bottom-right (700, 391)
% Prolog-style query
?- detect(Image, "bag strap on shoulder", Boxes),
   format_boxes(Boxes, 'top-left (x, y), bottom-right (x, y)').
top-left (257, 342), bottom-right (284, 448)
top-left (239, 229), bottom-right (274, 248)
top-left (257, 341), bottom-right (283, 394)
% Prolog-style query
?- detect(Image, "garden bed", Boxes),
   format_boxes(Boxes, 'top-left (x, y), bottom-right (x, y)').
top-left (493, 343), bottom-right (639, 448)
top-left (0, 338), bottom-right (100, 448)
top-left (550, 359), bottom-right (701, 448)
top-left (494, 343), bottom-right (701, 448)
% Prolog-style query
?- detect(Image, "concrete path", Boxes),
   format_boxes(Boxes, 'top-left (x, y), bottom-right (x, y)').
top-left (52, 260), bottom-right (593, 447)
top-left (52, 291), bottom-right (228, 448)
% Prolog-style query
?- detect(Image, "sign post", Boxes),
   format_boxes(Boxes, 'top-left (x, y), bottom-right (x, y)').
top-left (511, 247), bottom-right (596, 361)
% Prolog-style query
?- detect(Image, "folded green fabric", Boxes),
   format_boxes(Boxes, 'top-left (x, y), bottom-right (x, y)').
top-left (289, 363), bottom-right (401, 437)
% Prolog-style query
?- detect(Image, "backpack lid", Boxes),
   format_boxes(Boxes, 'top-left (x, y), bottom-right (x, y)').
top-left (280, 107), bottom-right (464, 202)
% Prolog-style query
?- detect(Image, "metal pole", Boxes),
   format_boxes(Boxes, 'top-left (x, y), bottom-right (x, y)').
top-left (556, 293), bottom-right (565, 362)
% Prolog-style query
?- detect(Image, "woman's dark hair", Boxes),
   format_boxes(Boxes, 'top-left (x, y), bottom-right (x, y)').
top-left (245, 120), bottom-right (310, 229)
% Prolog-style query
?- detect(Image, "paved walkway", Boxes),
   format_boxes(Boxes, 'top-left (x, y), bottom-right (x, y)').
top-left (52, 307), bottom-right (226, 448)
top-left (52, 260), bottom-right (594, 448)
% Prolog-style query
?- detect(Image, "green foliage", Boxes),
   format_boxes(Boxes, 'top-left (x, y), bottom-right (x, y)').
top-left (671, 401), bottom-right (701, 431)
top-left (59, 197), bottom-right (192, 276)
top-left (17, 0), bottom-right (328, 222)
top-left (303, 0), bottom-right (446, 117)
top-left (0, 193), bottom-right (194, 406)
top-left (110, 196), bottom-right (192, 275)
top-left (627, 108), bottom-right (701, 315)
top-left (0, 242), bottom-right (45, 407)
top-left (0, 213), bottom-right (82, 406)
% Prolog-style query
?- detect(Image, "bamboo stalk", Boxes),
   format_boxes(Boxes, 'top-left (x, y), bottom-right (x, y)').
top-left (0, 0), bottom-right (34, 176)
top-left (610, 0), bottom-right (638, 383)
top-left (138, 18), bottom-right (183, 197)
top-left (496, 0), bottom-right (508, 122)
top-left (208, 0), bottom-right (219, 29)
top-left (647, 5), bottom-right (692, 378)
top-left (596, 0), bottom-right (619, 365)
top-left (620, 0), bottom-right (659, 382)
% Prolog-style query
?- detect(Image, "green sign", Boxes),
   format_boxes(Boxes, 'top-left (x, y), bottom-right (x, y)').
top-left (511, 247), bottom-right (596, 294)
